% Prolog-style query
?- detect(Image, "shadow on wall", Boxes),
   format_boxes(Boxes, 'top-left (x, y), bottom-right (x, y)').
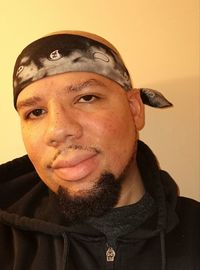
top-left (140, 75), bottom-right (200, 200)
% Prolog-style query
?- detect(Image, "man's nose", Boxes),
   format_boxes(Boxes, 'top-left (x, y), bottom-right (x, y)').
top-left (44, 105), bottom-right (83, 147)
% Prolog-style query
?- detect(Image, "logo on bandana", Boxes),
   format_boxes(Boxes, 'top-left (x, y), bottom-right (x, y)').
top-left (49, 50), bottom-right (62, 61)
top-left (16, 65), bottom-right (24, 75)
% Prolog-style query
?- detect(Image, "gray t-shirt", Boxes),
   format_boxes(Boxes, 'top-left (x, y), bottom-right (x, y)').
top-left (87, 192), bottom-right (156, 248)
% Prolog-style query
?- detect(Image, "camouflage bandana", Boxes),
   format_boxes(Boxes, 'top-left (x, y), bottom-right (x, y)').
top-left (13, 33), bottom-right (172, 109)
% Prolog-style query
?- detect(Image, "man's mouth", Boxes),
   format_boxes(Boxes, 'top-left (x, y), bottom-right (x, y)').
top-left (50, 149), bottom-right (99, 181)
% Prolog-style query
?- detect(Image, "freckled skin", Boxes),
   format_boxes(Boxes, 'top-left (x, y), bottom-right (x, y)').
top-left (17, 72), bottom-right (145, 206)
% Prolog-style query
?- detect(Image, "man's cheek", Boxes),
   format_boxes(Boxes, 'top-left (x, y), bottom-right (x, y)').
top-left (22, 133), bottom-right (41, 161)
top-left (92, 114), bottom-right (122, 136)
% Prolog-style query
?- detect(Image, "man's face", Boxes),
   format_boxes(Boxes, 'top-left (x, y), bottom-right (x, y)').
top-left (17, 72), bottom-right (144, 206)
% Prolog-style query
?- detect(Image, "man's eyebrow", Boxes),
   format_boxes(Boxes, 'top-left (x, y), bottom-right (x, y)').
top-left (17, 96), bottom-right (42, 111)
top-left (65, 79), bottom-right (106, 92)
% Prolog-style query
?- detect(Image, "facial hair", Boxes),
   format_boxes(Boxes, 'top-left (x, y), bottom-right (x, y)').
top-left (55, 172), bottom-right (121, 225)
top-left (53, 145), bottom-right (137, 225)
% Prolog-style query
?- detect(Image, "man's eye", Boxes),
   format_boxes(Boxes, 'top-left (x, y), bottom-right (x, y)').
top-left (78, 95), bottom-right (98, 103)
top-left (26, 109), bottom-right (46, 119)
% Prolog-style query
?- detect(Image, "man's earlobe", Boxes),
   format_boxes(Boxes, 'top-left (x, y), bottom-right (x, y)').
top-left (127, 89), bottom-right (145, 131)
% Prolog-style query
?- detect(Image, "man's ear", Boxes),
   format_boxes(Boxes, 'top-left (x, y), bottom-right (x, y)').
top-left (127, 89), bottom-right (145, 131)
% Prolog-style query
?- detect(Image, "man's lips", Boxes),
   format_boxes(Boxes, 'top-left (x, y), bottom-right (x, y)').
top-left (50, 150), bottom-right (99, 181)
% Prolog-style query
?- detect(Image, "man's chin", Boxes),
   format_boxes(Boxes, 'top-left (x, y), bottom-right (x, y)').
top-left (54, 172), bottom-right (121, 225)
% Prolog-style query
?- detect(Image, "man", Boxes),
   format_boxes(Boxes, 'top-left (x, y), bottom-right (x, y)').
top-left (0, 31), bottom-right (199, 270)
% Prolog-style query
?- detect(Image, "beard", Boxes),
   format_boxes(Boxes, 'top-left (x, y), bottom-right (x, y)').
top-left (55, 172), bottom-right (122, 225)
top-left (53, 144), bottom-right (137, 225)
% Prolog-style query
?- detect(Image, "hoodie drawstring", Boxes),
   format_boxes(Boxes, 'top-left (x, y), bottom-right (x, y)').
top-left (62, 233), bottom-right (69, 270)
top-left (160, 230), bottom-right (166, 270)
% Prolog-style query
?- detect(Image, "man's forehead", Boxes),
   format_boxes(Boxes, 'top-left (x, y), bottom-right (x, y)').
top-left (18, 72), bottom-right (117, 97)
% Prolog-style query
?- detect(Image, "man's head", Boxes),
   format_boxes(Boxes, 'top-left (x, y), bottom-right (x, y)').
top-left (13, 30), bottom-right (132, 107)
top-left (13, 31), bottom-right (169, 223)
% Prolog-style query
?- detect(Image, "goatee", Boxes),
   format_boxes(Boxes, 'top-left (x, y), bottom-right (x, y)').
top-left (55, 172), bottom-right (122, 225)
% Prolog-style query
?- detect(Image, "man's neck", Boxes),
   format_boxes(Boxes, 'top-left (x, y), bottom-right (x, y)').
top-left (115, 162), bottom-right (145, 207)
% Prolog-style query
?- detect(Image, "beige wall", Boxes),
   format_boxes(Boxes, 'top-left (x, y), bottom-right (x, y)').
top-left (0, 0), bottom-right (199, 200)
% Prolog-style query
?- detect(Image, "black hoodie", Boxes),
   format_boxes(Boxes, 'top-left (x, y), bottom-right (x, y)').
top-left (0, 141), bottom-right (199, 270)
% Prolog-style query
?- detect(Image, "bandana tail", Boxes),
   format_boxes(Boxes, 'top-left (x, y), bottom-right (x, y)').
top-left (140, 88), bottom-right (173, 108)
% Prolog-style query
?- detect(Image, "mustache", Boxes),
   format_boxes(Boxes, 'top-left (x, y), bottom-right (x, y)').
top-left (49, 144), bottom-right (101, 166)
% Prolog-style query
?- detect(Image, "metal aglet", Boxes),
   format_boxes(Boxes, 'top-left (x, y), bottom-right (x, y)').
top-left (106, 247), bottom-right (116, 262)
